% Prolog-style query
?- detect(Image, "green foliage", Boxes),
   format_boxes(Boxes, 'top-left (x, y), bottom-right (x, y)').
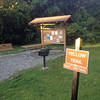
top-left (0, 0), bottom-right (99, 45)
top-left (66, 23), bottom-right (97, 44)
top-left (0, 0), bottom-right (40, 44)
top-left (66, 23), bottom-right (96, 44)
top-left (67, 8), bottom-right (99, 44)
top-left (0, 17), bottom-right (4, 42)
top-left (47, 6), bottom-right (60, 16)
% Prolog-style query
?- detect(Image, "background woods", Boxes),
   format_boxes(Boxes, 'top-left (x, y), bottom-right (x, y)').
top-left (0, 0), bottom-right (100, 45)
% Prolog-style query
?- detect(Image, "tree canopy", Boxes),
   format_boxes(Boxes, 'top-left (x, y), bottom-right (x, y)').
top-left (0, 0), bottom-right (100, 45)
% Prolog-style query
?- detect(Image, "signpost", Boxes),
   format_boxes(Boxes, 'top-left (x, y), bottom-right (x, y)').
top-left (64, 38), bottom-right (89, 100)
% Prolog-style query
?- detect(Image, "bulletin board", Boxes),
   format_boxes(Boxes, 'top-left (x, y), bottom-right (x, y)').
top-left (43, 28), bottom-right (65, 44)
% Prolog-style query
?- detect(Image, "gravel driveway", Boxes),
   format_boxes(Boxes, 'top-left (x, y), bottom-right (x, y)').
top-left (0, 50), bottom-right (64, 81)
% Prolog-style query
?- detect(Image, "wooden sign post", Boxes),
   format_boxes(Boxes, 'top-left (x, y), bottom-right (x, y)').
top-left (64, 38), bottom-right (89, 100)
top-left (71, 38), bottom-right (81, 100)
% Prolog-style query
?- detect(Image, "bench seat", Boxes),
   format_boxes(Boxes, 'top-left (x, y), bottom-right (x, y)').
top-left (0, 43), bottom-right (13, 52)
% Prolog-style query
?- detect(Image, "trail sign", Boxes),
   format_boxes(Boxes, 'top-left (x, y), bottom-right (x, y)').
top-left (64, 38), bottom-right (90, 100)
top-left (64, 48), bottom-right (89, 74)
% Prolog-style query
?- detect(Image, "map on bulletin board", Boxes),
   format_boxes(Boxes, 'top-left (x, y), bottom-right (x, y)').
top-left (43, 28), bottom-right (64, 44)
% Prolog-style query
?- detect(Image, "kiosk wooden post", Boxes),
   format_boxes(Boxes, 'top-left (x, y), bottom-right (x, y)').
top-left (63, 25), bottom-right (66, 51)
top-left (40, 25), bottom-right (44, 46)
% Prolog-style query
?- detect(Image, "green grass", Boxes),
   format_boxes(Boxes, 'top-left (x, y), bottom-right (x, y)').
top-left (0, 47), bottom-right (100, 100)
top-left (46, 44), bottom-right (74, 50)
top-left (46, 43), bottom-right (100, 50)
top-left (0, 46), bottom-right (25, 55)
top-left (83, 43), bottom-right (100, 48)
top-left (1, 43), bottom-right (100, 55)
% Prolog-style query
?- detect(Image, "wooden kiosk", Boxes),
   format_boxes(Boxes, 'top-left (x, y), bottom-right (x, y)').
top-left (29, 15), bottom-right (73, 51)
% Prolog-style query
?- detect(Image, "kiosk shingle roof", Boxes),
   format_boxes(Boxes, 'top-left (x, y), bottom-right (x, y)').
top-left (29, 15), bottom-right (72, 24)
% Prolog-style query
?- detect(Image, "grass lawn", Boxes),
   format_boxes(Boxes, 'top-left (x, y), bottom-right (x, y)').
top-left (0, 43), bottom-right (100, 55)
top-left (0, 47), bottom-right (100, 100)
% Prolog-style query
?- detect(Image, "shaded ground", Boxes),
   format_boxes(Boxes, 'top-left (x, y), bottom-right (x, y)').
top-left (0, 50), bottom-right (64, 81)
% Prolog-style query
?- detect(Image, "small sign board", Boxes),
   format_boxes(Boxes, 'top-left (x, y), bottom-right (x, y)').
top-left (64, 48), bottom-right (89, 74)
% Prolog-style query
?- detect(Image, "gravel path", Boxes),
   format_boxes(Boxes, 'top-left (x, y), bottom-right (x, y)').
top-left (0, 50), bottom-right (64, 81)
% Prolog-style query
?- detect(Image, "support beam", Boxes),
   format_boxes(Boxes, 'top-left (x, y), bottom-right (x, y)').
top-left (63, 26), bottom-right (66, 51)
top-left (40, 25), bottom-right (44, 46)
top-left (40, 24), bottom-right (55, 26)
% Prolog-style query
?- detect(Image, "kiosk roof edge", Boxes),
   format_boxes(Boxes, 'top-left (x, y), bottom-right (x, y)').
top-left (29, 15), bottom-right (73, 25)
